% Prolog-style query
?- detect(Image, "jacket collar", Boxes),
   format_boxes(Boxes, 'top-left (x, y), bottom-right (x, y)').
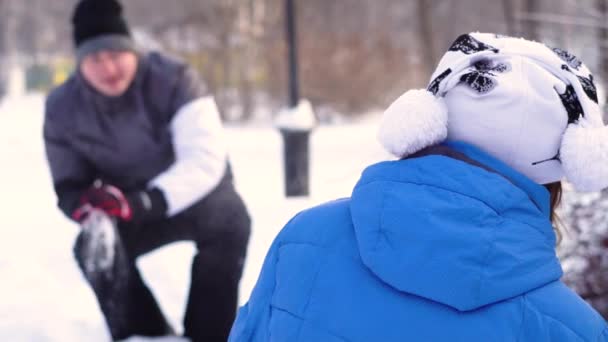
top-left (408, 141), bottom-right (551, 218)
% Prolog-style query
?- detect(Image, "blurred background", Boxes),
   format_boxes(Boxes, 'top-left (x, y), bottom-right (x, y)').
top-left (0, 0), bottom-right (607, 121)
top-left (1, 1), bottom-right (608, 340)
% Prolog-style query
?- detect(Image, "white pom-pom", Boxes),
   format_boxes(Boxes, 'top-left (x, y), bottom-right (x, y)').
top-left (561, 119), bottom-right (608, 192)
top-left (377, 89), bottom-right (448, 158)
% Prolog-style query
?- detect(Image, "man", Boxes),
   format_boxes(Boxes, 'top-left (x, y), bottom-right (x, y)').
top-left (43, 1), bottom-right (251, 341)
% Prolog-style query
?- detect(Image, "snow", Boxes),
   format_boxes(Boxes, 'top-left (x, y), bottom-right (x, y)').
top-left (274, 99), bottom-right (317, 131)
top-left (4, 63), bottom-right (26, 98)
top-left (122, 337), bottom-right (189, 342)
top-left (0, 93), bottom-right (388, 341)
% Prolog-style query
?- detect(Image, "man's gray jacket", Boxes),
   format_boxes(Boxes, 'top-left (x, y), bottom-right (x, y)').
top-left (44, 52), bottom-right (228, 219)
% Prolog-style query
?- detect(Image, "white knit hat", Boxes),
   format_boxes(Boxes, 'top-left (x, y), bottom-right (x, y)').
top-left (378, 32), bottom-right (607, 191)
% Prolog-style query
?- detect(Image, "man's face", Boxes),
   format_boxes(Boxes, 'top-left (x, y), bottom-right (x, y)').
top-left (80, 50), bottom-right (138, 97)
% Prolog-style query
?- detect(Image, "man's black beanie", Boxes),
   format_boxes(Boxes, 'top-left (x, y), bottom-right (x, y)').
top-left (72, 0), bottom-right (130, 47)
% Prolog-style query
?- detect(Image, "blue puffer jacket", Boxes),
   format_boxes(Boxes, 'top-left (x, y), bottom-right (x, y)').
top-left (230, 142), bottom-right (608, 342)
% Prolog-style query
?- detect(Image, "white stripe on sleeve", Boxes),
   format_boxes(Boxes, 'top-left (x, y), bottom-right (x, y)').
top-left (149, 96), bottom-right (227, 216)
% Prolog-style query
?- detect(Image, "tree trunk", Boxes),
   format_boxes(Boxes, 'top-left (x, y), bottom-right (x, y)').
top-left (416, 0), bottom-right (435, 78)
top-left (522, 0), bottom-right (540, 41)
top-left (238, 0), bottom-right (256, 121)
top-left (502, 0), bottom-right (516, 36)
top-left (599, 0), bottom-right (608, 119)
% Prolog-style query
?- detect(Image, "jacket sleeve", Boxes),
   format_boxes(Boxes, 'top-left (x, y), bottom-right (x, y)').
top-left (229, 211), bottom-right (306, 341)
top-left (228, 212), bottom-right (302, 342)
top-left (43, 102), bottom-right (94, 218)
top-left (229, 240), bottom-right (279, 341)
top-left (148, 67), bottom-right (227, 216)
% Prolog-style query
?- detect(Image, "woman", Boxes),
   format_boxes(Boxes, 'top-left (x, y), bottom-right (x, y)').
top-left (230, 33), bottom-right (608, 341)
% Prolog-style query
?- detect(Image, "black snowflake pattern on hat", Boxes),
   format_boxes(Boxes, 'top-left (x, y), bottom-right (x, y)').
top-left (475, 59), bottom-right (511, 73)
top-left (459, 59), bottom-right (510, 94)
top-left (559, 85), bottom-right (585, 123)
top-left (427, 68), bottom-right (453, 95)
top-left (448, 34), bottom-right (499, 55)
top-left (552, 47), bottom-right (582, 71)
top-left (559, 63), bottom-right (598, 103)
top-left (577, 75), bottom-right (598, 103)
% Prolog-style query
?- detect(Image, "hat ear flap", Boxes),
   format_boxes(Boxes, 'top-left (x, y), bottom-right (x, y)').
top-left (561, 119), bottom-right (608, 191)
top-left (377, 89), bottom-right (449, 158)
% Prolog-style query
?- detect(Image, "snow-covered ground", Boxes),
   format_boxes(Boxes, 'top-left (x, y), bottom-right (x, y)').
top-left (0, 93), bottom-right (389, 341)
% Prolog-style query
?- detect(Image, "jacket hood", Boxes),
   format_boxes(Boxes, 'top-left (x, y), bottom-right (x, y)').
top-left (350, 142), bottom-right (562, 311)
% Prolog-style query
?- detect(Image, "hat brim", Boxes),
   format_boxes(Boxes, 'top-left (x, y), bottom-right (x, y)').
top-left (76, 34), bottom-right (136, 61)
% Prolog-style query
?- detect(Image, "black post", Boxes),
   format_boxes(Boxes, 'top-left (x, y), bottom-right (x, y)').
top-left (280, 0), bottom-right (311, 197)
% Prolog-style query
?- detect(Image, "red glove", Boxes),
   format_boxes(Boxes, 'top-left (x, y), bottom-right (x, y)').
top-left (72, 184), bottom-right (133, 222)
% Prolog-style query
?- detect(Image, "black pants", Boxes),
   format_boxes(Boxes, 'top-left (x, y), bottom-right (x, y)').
top-left (73, 183), bottom-right (251, 342)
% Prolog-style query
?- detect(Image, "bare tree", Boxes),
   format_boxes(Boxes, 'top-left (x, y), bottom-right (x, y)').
top-left (416, 0), bottom-right (436, 78)
top-left (502, 0), bottom-right (517, 36)
top-left (598, 0), bottom-right (608, 111)
top-left (523, 0), bottom-right (541, 40)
